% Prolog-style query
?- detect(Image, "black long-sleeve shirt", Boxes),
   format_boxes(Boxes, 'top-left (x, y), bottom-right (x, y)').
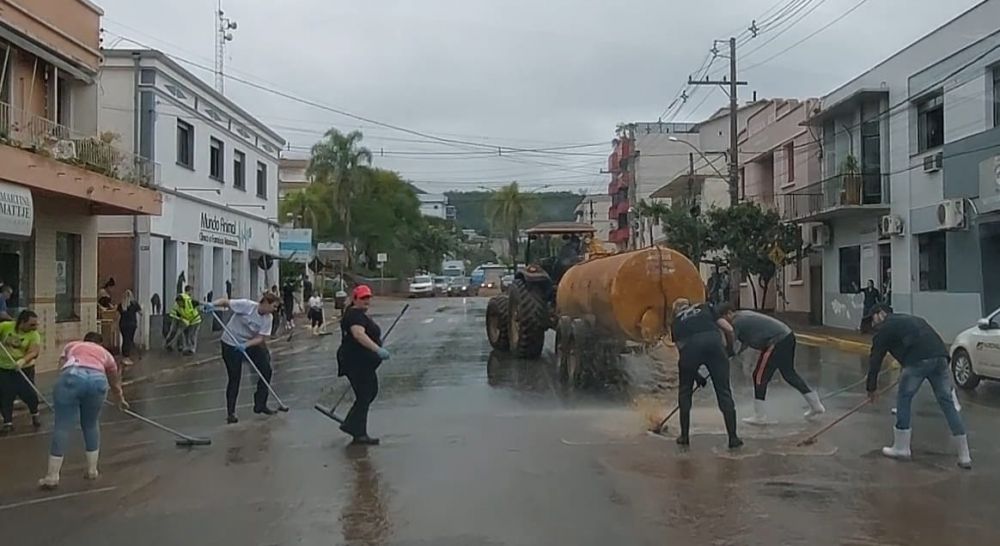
top-left (867, 313), bottom-right (949, 391)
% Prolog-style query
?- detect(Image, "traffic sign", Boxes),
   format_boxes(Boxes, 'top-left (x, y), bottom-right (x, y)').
top-left (768, 246), bottom-right (786, 265)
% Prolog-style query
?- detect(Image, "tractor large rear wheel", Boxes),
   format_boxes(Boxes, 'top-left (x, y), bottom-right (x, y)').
top-left (486, 295), bottom-right (511, 351)
top-left (508, 279), bottom-right (548, 359)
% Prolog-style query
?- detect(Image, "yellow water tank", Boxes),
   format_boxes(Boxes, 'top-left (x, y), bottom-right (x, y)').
top-left (555, 246), bottom-right (705, 343)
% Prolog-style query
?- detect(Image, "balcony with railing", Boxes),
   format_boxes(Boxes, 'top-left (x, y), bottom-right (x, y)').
top-left (0, 100), bottom-right (162, 215)
top-left (780, 173), bottom-right (889, 222)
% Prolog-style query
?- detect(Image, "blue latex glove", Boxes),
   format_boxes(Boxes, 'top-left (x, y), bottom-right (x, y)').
top-left (201, 303), bottom-right (215, 313)
top-left (376, 347), bottom-right (390, 360)
top-left (234, 342), bottom-right (246, 353)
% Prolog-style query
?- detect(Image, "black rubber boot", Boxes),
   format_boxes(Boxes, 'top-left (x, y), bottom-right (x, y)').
top-left (253, 406), bottom-right (277, 416)
top-left (677, 409), bottom-right (691, 446)
top-left (226, 414), bottom-right (239, 424)
top-left (723, 410), bottom-right (743, 449)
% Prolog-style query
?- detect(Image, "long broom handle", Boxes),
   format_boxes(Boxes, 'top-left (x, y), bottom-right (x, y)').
top-left (114, 403), bottom-right (207, 442)
top-left (210, 311), bottom-right (288, 408)
top-left (797, 377), bottom-right (901, 446)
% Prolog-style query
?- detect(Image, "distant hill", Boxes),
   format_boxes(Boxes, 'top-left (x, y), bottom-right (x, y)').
top-left (445, 191), bottom-right (583, 235)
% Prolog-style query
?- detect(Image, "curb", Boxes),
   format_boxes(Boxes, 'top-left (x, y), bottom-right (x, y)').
top-left (795, 332), bottom-right (872, 355)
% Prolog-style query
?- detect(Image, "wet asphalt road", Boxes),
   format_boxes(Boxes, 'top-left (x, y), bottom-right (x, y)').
top-left (1, 297), bottom-right (999, 545)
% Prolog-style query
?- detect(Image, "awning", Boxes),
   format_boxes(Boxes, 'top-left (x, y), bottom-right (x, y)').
top-left (0, 24), bottom-right (95, 83)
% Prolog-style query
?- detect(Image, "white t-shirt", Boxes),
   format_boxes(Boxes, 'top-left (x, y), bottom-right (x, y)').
top-left (222, 299), bottom-right (273, 347)
top-left (308, 296), bottom-right (323, 310)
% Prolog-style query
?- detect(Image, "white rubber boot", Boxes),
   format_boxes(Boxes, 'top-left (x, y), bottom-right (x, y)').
top-left (881, 428), bottom-right (912, 460)
top-left (84, 450), bottom-right (100, 480)
top-left (38, 456), bottom-right (64, 489)
top-left (803, 391), bottom-right (826, 420)
top-left (955, 435), bottom-right (972, 470)
top-left (742, 400), bottom-right (774, 426)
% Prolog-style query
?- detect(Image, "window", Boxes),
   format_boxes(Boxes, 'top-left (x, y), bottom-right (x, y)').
top-left (256, 161), bottom-right (267, 198)
top-left (176, 120), bottom-right (194, 169)
top-left (209, 137), bottom-right (224, 181)
top-left (993, 67), bottom-right (1000, 128)
top-left (234, 150), bottom-right (246, 190)
top-left (55, 233), bottom-right (81, 321)
top-left (838, 245), bottom-right (861, 294)
top-left (917, 94), bottom-right (944, 152)
top-left (918, 231), bottom-right (947, 291)
top-left (785, 142), bottom-right (795, 182)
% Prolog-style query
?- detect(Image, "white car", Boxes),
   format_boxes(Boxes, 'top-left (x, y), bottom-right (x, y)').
top-left (950, 308), bottom-right (1000, 390)
top-left (408, 275), bottom-right (435, 298)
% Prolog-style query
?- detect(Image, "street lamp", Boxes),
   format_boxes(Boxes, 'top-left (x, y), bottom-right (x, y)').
top-left (226, 203), bottom-right (266, 210)
top-left (668, 136), bottom-right (728, 181)
top-left (174, 187), bottom-right (221, 195)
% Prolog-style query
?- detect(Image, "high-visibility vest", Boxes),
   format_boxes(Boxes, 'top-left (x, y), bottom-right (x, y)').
top-left (178, 294), bottom-right (202, 326)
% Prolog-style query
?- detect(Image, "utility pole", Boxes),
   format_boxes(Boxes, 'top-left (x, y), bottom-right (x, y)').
top-left (215, 0), bottom-right (237, 94)
top-left (689, 37), bottom-right (746, 207)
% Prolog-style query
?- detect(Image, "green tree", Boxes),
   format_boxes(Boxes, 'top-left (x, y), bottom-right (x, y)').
top-left (350, 167), bottom-right (421, 273)
top-left (486, 182), bottom-right (536, 261)
top-left (279, 183), bottom-right (331, 230)
top-left (650, 201), bottom-right (715, 265)
top-left (706, 202), bottom-right (805, 310)
top-left (306, 129), bottom-right (373, 265)
top-left (406, 220), bottom-right (459, 273)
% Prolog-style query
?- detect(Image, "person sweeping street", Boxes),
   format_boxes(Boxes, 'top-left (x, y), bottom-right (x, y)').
top-left (865, 303), bottom-right (971, 469)
top-left (0, 310), bottom-right (42, 433)
top-left (204, 292), bottom-right (280, 424)
top-left (38, 332), bottom-right (127, 489)
top-left (670, 299), bottom-right (742, 449)
top-left (716, 304), bottom-right (825, 425)
top-left (337, 285), bottom-right (390, 446)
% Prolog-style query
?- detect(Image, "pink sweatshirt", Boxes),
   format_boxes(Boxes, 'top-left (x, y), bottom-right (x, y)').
top-left (61, 341), bottom-right (117, 374)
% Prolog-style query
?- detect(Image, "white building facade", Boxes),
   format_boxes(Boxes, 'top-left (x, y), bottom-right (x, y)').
top-left (97, 49), bottom-right (283, 347)
top-left (793, 0), bottom-right (1000, 339)
top-left (418, 193), bottom-right (450, 219)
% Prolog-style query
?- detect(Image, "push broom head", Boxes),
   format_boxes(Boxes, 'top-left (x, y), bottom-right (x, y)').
top-left (175, 437), bottom-right (212, 447)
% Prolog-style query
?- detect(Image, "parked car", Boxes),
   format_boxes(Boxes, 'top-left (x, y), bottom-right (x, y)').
top-left (447, 277), bottom-right (472, 297)
top-left (433, 276), bottom-right (450, 296)
top-left (950, 308), bottom-right (1000, 389)
top-left (408, 275), bottom-right (435, 298)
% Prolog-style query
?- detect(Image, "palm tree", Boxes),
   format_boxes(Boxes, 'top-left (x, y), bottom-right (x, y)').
top-left (306, 129), bottom-right (373, 265)
top-left (486, 182), bottom-right (535, 261)
top-left (279, 184), bottom-right (330, 230)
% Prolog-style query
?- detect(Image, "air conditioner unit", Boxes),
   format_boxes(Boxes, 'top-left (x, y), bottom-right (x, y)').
top-left (806, 223), bottom-right (830, 247)
top-left (923, 152), bottom-right (943, 173)
top-left (880, 214), bottom-right (904, 236)
top-left (936, 199), bottom-right (966, 230)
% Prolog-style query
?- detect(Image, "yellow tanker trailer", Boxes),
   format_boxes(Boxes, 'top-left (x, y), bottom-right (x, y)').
top-left (486, 222), bottom-right (705, 385)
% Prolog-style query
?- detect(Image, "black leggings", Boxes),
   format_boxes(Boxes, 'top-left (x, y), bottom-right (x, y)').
top-left (120, 322), bottom-right (137, 357)
top-left (678, 333), bottom-right (738, 440)
top-left (342, 366), bottom-right (379, 438)
top-left (751, 333), bottom-right (811, 400)
top-left (0, 366), bottom-right (39, 423)
top-left (220, 343), bottom-right (272, 415)
top-left (309, 308), bottom-right (324, 328)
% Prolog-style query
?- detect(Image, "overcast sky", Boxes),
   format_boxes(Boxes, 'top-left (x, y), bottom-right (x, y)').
top-left (98, 0), bottom-right (983, 194)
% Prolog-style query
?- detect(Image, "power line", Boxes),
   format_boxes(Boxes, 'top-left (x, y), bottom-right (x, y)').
top-left (743, 0), bottom-right (871, 71)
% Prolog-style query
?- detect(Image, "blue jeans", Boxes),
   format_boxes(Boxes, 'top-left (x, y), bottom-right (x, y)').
top-left (895, 357), bottom-right (966, 436)
top-left (51, 367), bottom-right (109, 457)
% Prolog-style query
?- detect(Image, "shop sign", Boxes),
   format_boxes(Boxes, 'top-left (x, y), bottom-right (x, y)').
top-left (279, 228), bottom-right (313, 263)
top-left (199, 212), bottom-right (246, 249)
top-left (0, 182), bottom-right (33, 238)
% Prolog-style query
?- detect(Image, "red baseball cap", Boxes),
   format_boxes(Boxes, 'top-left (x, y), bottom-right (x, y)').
top-left (352, 285), bottom-right (373, 299)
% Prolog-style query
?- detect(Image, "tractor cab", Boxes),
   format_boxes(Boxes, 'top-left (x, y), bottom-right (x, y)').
top-left (517, 222), bottom-right (598, 302)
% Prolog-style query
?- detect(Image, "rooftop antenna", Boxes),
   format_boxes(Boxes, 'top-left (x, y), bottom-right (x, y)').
top-left (215, 0), bottom-right (237, 93)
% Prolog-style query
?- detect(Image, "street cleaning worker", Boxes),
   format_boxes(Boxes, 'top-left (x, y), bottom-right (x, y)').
top-left (0, 310), bottom-right (42, 433)
top-left (38, 332), bottom-right (127, 489)
top-left (670, 299), bottom-right (742, 449)
top-left (164, 294), bottom-right (188, 352)
top-left (337, 285), bottom-right (390, 445)
top-left (204, 292), bottom-right (280, 424)
top-left (716, 304), bottom-right (825, 425)
top-left (308, 292), bottom-right (325, 334)
top-left (179, 285), bottom-right (203, 355)
top-left (865, 303), bottom-right (971, 469)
